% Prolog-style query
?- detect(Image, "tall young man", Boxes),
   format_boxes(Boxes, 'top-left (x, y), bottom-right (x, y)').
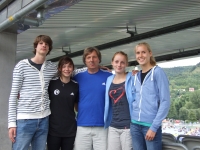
top-left (8, 35), bottom-right (57, 150)
top-left (73, 47), bottom-right (112, 150)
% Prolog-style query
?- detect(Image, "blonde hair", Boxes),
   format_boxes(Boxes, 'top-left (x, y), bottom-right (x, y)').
top-left (135, 42), bottom-right (156, 66)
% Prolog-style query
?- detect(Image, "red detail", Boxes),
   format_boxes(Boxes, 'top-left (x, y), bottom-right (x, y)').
top-left (109, 85), bottom-right (125, 104)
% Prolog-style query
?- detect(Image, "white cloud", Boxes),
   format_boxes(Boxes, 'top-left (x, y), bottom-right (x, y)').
top-left (157, 56), bottom-right (200, 68)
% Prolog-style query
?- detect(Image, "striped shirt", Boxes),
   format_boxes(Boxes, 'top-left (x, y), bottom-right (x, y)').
top-left (8, 59), bottom-right (57, 128)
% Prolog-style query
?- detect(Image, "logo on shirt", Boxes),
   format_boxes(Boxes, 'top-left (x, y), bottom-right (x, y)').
top-left (70, 92), bottom-right (74, 96)
top-left (102, 82), bottom-right (106, 85)
top-left (54, 89), bottom-right (60, 95)
top-left (109, 84), bottom-right (125, 104)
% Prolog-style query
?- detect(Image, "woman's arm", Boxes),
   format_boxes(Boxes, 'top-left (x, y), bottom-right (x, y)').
top-left (150, 67), bottom-right (170, 133)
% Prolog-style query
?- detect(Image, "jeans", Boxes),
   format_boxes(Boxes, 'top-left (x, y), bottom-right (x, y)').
top-left (130, 123), bottom-right (162, 150)
top-left (12, 116), bottom-right (49, 150)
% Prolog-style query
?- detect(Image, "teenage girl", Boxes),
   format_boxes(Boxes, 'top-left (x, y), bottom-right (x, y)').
top-left (104, 51), bottom-right (135, 150)
top-left (47, 56), bottom-right (79, 150)
top-left (130, 42), bottom-right (170, 150)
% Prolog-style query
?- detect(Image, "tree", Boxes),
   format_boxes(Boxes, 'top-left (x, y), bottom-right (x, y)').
top-left (179, 107), bottom-right (189, 120)
top-left (189, 91), bottom-right (200, 109)
top-left (194, 109), bottom-right (200, 120)
top-left (174, 100), bottom-right (182, 117)
top-left (179, 94), bottom-right (189, 106)
top-left (185, 101), bottom-right (194, 109)
top-left (188, 110), bottom-right (197, 123)
top-left (167, 101), bottom-right (178, 119)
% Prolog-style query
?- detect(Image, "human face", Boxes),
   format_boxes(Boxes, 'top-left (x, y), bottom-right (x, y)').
top-left (85, 51), bottom-right (100, 70)
top-left (35, 41), bottom-right (49, 56)
top-left (60, 63), bottom-right (74, 78)
top-left (135, 45), bottom-right (152, 67)
top-left (112, 54), bottom-right (127, 74)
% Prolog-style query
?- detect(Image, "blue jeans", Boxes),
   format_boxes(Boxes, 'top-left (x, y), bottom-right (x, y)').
top-left (130, 123), bottom-right (162, 150)
top-left (12, 116), bottom-right (49, 150)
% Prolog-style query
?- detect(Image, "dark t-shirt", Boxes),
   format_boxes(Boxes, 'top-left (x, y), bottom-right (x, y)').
top-left (109, 81), bottom-right (130, 129)
top-left (141, 69), bottom-right (152, 84)
top-left (48, 78), bottom-right (79, 137)
top-left (28, 59), bottom-right (42, 71)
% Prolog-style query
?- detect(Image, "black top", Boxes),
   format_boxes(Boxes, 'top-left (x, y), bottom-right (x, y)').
top-left (141, 69), bottom-right (152, 84)
top-left (48, 77), bottom-right (79, 137)
top-left (28, 59), bottom-right (42, 71)
top-left (109, 81), bottom-right (130, 129)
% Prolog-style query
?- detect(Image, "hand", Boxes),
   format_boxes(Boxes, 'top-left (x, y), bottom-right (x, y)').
top-left (132, 70), bottom-right (139, 75)
top-left (8, 127), bottom-right (16, 143)
top-left (145, 129), bottom-right (156, 141)
top-left (99, 66), bottom-right (111, 72)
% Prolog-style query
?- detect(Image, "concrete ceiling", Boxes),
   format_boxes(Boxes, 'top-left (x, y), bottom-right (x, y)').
top-left (1, 0), bottom-right (200, 67)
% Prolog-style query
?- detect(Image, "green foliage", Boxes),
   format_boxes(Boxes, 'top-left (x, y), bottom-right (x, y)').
top-left (162, 63), bottom-right (200, 120)
top-left (179, 107), bottom-right (189, 120)
top-left (185, 120), bottom-right (189, 123)
top-left (189, 91), bottom-right (200, 108)
top-left (185, 101), bottom-right (195, 109)
top-left (188, 110), bottom-right (197, 123)
top-left (168, 101), bottom-right (178, 119)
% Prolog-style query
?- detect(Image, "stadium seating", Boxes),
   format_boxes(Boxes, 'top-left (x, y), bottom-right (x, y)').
top-left (162, 142), bottom-right (188, 150)
top-left (162, 133), bottom-right (177, 143)
top-left (177, 135), bottom-right (200, 150)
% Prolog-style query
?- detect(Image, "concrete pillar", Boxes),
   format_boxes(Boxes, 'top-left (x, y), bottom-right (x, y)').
top-left (0, 32), bottom-right (17, 149)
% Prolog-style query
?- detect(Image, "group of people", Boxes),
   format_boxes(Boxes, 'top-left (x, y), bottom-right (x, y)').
top-left (8, 35), bottom-right (170, 150)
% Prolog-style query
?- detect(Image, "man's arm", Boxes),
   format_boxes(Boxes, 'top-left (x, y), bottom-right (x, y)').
top-left (74, 103), bottom-right (78, 112)
top-left (8, 66), bottom-right (23, 128)
top-left (73, 67), bottom-right (87, 77)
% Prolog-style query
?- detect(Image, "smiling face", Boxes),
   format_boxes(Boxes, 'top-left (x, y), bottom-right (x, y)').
top-left (57, 56), bottom-right (74, 78)
top-left (112, 53), bottom-right (128, 74)
top-left (135, 44), bottom-right (152, 67)
top-left (60, 63), bottom-right (74, 78)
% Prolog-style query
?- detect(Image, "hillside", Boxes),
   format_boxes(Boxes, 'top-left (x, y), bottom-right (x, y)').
top-left (161, 62), bottom-right (200, 121)
top-left (163, 63), bottom-right (200, 91)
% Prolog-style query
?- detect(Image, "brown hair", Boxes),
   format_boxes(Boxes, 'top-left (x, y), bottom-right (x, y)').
top-left (82, 47), bottom-right (101, 64)
top-left (135, 42), bottom-right (156, 66)
top-left (57, 56), bottom-right (74, 76)
top-left (33, 35), bottom-right (53, 55)
top-left (112, 51), bottom-right (128, 65)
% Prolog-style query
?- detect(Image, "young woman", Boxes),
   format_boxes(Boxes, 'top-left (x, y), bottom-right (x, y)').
top-left (47, 56), bottom-right (79, 150)
top-left (130, 42), bottom-right (170, 150)
top-left (104, 51), bottom-right (135, 150)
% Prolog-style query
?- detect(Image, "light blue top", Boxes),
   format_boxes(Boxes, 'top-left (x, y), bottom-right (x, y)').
top-left (132, 66), bottom-right (170, 132)
top-left (104, 72), bottom-right (135, 128)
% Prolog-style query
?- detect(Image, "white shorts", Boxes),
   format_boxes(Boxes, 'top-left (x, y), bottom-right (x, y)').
top-left (107, 126), bottom-right (133, 150)
top-left (74, 126), bottom-right (108, 150)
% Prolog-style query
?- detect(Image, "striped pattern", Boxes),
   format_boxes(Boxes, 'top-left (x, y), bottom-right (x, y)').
top-left (8, 59), bottom-right (57, 128)
top-left (73, 67), bottom-right (87, 76)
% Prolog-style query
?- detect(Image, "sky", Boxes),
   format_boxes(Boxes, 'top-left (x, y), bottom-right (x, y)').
top-left (115, 56), bottom-right (200, 73)
top-left (157, 56), bottom-right (200, 68)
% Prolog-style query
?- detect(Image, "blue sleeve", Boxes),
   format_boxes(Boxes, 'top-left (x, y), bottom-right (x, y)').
top-left (150, 68), bottom-right (170, 132)
top-left (104, 75), bottom-right (113, 128)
